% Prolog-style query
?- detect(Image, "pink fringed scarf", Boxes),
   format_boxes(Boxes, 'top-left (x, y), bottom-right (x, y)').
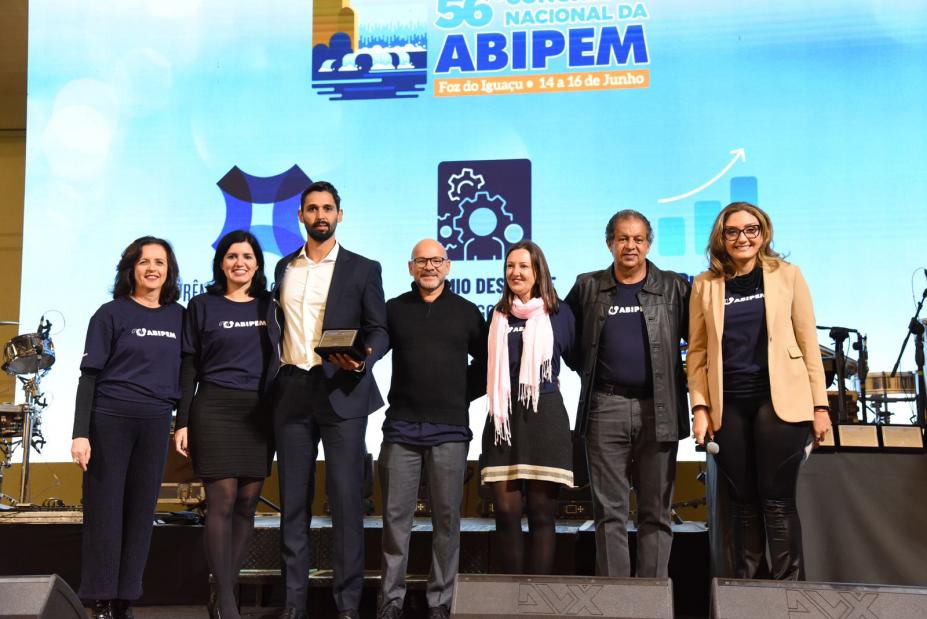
top-left (487, 297), bottom-right (554, 444)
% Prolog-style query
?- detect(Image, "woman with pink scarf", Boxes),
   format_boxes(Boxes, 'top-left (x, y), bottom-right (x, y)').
top-left (480, 240), bottom-right (577, 575)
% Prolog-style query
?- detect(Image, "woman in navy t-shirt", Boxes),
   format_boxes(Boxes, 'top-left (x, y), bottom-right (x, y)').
top-left (70, 236), bottom-right (184, 619)
top-left (173, 230), bottom-right (278, 619)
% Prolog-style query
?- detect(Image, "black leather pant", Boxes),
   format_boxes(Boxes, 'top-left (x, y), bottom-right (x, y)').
top-left (714, 395), bottom-right (811, 580)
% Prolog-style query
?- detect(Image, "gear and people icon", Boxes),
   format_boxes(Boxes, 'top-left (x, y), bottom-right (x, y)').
top-left (440, 166), bottom-right (526, 260)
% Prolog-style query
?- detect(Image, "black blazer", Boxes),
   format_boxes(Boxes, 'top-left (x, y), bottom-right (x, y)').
top-left (273, 245), bottom-right (389, 419)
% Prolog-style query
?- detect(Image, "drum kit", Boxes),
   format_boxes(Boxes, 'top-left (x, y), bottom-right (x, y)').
top-left (0, 317), bottom-right (55, 508)
top-left (820, 319), bottom-right (925, 427)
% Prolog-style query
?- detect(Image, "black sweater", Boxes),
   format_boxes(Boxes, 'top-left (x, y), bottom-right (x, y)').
top-left (385, 285), bottom-right (488, 425)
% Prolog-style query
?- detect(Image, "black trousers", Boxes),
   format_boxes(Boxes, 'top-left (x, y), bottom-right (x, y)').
top-left (79, 411), bottom-right (171, 600)
top-left (713, 395), bottom-right (811, 502)
top-left (713, 394), bottom-right (812, 579)
top-left (273, 367), bottom-right (368, 612)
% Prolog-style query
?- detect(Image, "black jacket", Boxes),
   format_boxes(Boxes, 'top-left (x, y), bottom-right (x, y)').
top-left (565, 260), bottom-right (690, 442)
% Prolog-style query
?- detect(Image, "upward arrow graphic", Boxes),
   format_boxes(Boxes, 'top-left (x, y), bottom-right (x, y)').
top-left (658, 148), bottom-right (747, 204)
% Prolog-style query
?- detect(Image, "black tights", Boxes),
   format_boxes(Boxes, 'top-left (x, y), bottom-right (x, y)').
top-left (204, 477), bottom-right (264, 618)
top-left (491, 480), bottom-right (560, 574)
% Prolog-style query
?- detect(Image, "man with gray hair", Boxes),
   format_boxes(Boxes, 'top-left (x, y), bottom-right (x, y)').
top-left (566, 210), bottom-right (690, 578)
top-left (377, 239), bottom-right (488, 619)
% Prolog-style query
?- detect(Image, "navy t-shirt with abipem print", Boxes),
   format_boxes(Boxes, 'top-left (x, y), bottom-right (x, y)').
top-left (81, 297), bottom-right (184, 417)
top-left (595, 279), bottom-right (652, 390)
top-left (182, 293), bottom-right (270, 392)
top-left (722, 268), bottom-right (771, 397)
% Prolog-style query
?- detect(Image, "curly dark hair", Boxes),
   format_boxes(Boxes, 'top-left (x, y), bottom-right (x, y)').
top-left (205, 230), bottom-right (268, 297)
top-left (112, 236), bottom-right (180, 304)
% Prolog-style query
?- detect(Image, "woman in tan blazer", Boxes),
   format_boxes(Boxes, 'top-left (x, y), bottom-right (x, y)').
top-left (687, 202), bottom-right (831, 580)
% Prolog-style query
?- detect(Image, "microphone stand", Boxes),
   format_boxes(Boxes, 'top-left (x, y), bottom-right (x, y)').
top-left (828, 327), bottom-right (851, 425)
top-left (854, 334), bottom-right (869, 423)
top-left (890, 287), bottom-right (927, 426)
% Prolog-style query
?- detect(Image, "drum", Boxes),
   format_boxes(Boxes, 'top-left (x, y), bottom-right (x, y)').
top-left (827, 390), bottom-right (859, 421)
top-left (864, 371), bottom-right (916, 396)
top-left (2, 333), bottom-right (55, 375)
top-left (0, 403), bottom-right (25, 438)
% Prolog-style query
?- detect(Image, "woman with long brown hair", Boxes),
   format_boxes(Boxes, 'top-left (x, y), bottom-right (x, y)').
top-left (480, 240), bottom-right (577, 575)
top-left (687, 202), bottom-right (830, 580)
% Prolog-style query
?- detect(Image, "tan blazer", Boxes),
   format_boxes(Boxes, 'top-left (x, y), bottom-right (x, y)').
top-left (687, 261), bottom-right (828, 431)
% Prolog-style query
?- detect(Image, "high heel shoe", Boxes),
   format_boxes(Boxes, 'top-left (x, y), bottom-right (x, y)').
top-left (207, 592), bottom-right (230, 619)
top-left (91, 600), bottom-right (114, 619)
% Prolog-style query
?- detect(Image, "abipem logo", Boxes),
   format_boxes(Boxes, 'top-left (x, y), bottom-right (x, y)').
top-left (433, 0), bottom-right (651, 97)
top-left (438, 159), bottom-right (531, 261)
top-left (220, 320), bottom-right (267, 329)
top-left (131, 328), bottom-right (177, 339)
top-left (312, 0), bottom-right (428, 100)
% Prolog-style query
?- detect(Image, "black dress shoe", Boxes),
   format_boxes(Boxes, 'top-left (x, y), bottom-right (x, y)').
top-left (377, 603), bottom-right (403, 619)
top-left (91, 600), bottom-right (114, 619)
top-left (428, 605), bottom-right (450, 619)
top-left (112, 599), bottom-right (134, 619)
top-left (337, 610), bottom-right (360, 619)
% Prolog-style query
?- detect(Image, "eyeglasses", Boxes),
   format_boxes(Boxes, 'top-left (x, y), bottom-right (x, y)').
top-left (411, 256), bottom-right (448, 268)
top-left (722, 225), bottom-right (761, 241)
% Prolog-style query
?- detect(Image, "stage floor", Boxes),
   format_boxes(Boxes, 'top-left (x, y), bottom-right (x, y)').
top-left (0, 515), bottom-right (710, 617)
top-left (119, 607), bottom-right (705, 619)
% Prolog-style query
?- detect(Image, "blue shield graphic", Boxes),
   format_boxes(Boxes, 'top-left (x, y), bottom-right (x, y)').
top-left (215, 165), bottom-right (311, 257)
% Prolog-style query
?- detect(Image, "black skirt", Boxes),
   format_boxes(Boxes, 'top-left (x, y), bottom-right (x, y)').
top-left (480, 390), bottom-right (573, 486)
top-left (188, 382), bottom-right (272, 479)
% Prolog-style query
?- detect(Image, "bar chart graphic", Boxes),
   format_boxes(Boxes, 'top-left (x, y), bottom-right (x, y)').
top-left (657, 176), bottom-right (759, 257)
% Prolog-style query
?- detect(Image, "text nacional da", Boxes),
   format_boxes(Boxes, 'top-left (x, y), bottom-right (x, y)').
top-left (434, 1), bottom-right (650, 74)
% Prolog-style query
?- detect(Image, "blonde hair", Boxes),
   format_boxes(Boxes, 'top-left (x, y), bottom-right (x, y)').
top-left (707, 202), bottom-right (783, 279)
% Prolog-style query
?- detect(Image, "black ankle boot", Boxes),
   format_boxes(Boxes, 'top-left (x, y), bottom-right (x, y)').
top-left (92, 600), bottom-right (114, 619)
top-left (762, 498), bottom-right (803, 580)
top-left (730, 500), bottom-right (765, 578)
top-left (112, 599), bottom-right (134, 619)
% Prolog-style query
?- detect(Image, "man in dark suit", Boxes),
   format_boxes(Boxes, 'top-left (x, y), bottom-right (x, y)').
top-left (272, 180), bottom-right (388, 619)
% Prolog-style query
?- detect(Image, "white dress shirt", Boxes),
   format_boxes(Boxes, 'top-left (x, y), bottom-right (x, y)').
top-left (280, 242), bottom-right (340, 370)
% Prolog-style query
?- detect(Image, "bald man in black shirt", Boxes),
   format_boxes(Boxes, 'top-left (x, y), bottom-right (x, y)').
top-left (377, 239), bottom-right (487, 619)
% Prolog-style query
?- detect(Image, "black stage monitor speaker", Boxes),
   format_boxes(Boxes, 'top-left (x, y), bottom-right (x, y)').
top-left (0, 574), bottom-right (85, 618)
top-left (451, 574), bottom-right (673, 618)
top-left (711, 578), bottom-right (927, 619)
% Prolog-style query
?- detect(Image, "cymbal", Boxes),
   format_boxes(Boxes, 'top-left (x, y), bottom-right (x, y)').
top-left (0, 321), bottom-right (19, 325)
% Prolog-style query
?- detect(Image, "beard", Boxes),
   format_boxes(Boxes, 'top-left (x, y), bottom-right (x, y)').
top-left (306, 221), bottom-right (336, 242)
top-left (416, 276), bottom-right (444, 293)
